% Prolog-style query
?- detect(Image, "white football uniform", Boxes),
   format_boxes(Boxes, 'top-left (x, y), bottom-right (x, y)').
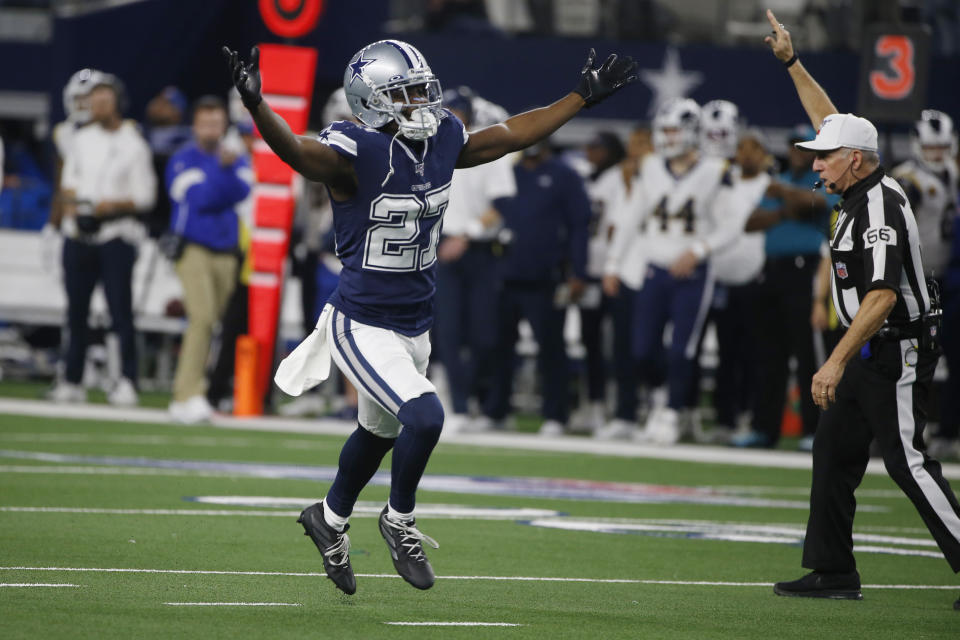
top-left (586, 165), bottom-right (628, 280)
top-left (444, 153), bottom-right (516, 240)
top-left (628, 154), bottom-right (739, 269)
top-left (711, 169), bottom-right (768, 285)
top-left (53, 120), bottom-right (80, 161)
top-left (602, 166), bottom-right (646, 289)
top-left (890, 158), bottom-right (959, 277)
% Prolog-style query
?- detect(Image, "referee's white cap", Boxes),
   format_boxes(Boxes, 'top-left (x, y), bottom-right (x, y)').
top-left (794, 113), bottom-right (878, 152)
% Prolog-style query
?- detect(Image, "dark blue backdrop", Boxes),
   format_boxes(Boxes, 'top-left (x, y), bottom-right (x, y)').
top-left (7, 0), bottom-right (959, 130)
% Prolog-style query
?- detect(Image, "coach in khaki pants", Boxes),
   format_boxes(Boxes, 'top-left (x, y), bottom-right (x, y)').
top-left (165, 96), bottom-right (252, 423)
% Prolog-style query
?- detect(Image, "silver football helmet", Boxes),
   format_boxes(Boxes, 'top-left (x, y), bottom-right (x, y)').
top-left (700, 99), bottom-right (740, 159)
top-left (343, 39), bottom-right (442, 140)
top-left (63, 67), bottom-right (106, 124)
top-left (653, 98), bottom-right (700, 159)
top-left (911, 109), bottom-right (957, 172)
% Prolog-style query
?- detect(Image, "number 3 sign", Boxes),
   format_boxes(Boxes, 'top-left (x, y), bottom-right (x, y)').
top-left (858, 24), bottom-right (931, 123)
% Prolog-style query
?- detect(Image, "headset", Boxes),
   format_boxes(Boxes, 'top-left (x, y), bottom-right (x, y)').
top-left (811, 149), bottom-right (864, 192)
top-left (95, 73), bottom-right (130, 116)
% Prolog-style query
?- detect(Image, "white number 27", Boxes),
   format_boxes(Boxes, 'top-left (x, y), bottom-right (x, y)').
top-left (363, 184), bottom-right (450, 272)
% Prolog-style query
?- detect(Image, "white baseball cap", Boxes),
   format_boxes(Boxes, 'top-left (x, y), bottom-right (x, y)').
top-left (794, 113), bottom-right (878, 153)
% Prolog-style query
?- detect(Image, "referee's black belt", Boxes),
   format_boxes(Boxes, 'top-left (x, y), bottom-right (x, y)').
top-left (875, 321), bottom-right (922, 340)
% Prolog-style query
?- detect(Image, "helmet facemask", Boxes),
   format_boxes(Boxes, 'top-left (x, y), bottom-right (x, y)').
top-left (699, 100), bottom-right (739, 159)
top-left (654, 126), bottom-right (698, 159)
top-left (389, 79), bottom-right (443, 141)
top-left (364, 75), bottom-right (442, 141)
top-left (653, 99), bottom-right (701, 159)
top-left (63, 68), bottom-right (106, 125)
top-left (911, 110), bottom-right (958, 173)
top-left (344, 40), bottom-right (444, 141)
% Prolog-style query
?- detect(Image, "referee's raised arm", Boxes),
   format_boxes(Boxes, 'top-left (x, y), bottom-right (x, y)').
top-left (763, 9), bottom-right (837, 128)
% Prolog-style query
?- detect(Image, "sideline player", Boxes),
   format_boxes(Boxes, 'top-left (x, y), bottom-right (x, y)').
top-left (224, 41), bottom-right (637, 595)
top-left (621, 97), bottom-right (740, 445)
top-left (763, 10), bottom-right (960, 608)
top-left (47, 69), bottom-right (106, 267)
top-left (891, 110), bottom-right (959, 459)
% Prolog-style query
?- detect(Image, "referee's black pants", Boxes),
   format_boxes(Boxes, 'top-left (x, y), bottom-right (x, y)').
top-left (802, 336), bottom-right (960, 574)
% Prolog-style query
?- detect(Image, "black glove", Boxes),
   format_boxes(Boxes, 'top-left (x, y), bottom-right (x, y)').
top-left (573, 49), bottom-right (638, 108)
top-left (222, 46), bottom-right (262, 110)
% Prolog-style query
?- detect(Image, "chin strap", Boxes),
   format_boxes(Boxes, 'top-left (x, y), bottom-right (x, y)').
top-left (381, 128), bottom-right (402, 187)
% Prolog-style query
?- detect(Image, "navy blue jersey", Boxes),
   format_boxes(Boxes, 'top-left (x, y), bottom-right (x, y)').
top-left (499, 157), bottom-right (591, 283)
top-left (318, 111), bottom-right (469, 335)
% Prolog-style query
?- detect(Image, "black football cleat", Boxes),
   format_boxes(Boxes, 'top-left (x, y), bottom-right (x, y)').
top-left (953, 594), bottom-right (959, 611)
top-left (298, 502), bottom-right (356, 595)
top-left (378, 506), bottom-right (439, 590)
top-left (773, 570), bottom-right (863, 600)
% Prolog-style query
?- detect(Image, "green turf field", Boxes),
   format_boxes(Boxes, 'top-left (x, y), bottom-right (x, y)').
top-left (0, 409), bottom-right (957, 639)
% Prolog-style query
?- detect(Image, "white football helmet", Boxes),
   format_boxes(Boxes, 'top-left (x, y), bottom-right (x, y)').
top-left (63, 67), bottom-right (106, 124)
top-left (322, 88), bottom-right (353, 126)
top-left (343, 39), bottom-right (442, 140)
top-left (653, 98), bottom-right (701, 159)
top-left (911, 109), bottom-right (958, 172)
top-left (700, 99), bottom-right (740, 159)
top-left (471, 95), bottom-right (509, 128)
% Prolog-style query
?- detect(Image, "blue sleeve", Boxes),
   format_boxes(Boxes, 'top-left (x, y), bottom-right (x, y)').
top-left (562, 168), bottom-right (591, 279)
top-left (189, 158), bottom-right (250, 213)
top-left (169, 151), bottom-right (251, 214)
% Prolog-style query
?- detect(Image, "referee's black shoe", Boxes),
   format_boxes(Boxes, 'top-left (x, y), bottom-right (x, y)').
top-left (773, 570), bottom-right (862, 600)
top-left (298, 502), bottom-right (356, 595)
top-left (378, 506), bottom-right (439, 590)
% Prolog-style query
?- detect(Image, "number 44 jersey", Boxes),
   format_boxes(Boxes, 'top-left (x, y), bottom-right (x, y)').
top-left (317, 110), bottom-right (469, 336)
top-left (629, 154), bottom-right (739, 269)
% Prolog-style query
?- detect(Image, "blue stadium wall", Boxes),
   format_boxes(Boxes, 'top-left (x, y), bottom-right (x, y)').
top-left (7, 0), bottom-right (959, 129)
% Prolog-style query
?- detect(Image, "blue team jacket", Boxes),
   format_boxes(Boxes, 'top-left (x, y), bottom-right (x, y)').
top-left (166, 142), bottom-right (251, 252)
top-left (499, 156), bottom-right (590, 282)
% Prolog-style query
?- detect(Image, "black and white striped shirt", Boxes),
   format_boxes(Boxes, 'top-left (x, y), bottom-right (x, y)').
top-left (829, 168), bottom-right (930, 329)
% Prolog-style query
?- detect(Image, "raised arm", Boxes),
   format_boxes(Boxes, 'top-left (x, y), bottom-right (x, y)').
top-left (223, 47), bottom-right (354, 185)
top-left (457, 50), bottom-right (637, 168)
top-left (764, 9), bottom-right (838, 129)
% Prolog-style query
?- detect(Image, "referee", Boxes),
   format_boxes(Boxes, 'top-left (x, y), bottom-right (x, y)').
top-left (763, 10), bottom-right (960, 608)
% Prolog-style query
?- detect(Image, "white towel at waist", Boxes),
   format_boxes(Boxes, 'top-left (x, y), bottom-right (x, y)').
top-left (274, 304), bottom-right (333, 396)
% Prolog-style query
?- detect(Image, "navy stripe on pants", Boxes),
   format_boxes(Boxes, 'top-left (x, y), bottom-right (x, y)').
top-left (632, 264), bottom-right (712, 410)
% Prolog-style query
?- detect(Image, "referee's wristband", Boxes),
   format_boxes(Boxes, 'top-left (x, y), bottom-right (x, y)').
top-left (783, 53), bottom-right (798, 68)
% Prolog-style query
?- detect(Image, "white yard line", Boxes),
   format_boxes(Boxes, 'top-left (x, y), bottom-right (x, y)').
top-left (384, 622), bottom-right (521, 627)
top-left (0, 465), bottom-right (236, 478)
top-left (0, 505), bottom-right (561, 520)
top-left (164, 602), bottom-right (300, 607)
top-left (0, 567), bottom-right (955, 590)
top-left (0, 583), bottom-right (80, 587)
top-left (0, 507), bottom-right (306, 517)
top-left (3, 397), bottom-right (958, 476)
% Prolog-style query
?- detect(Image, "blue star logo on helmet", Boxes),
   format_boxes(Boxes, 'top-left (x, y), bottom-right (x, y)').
top-left (348, 53), bottom-right (375, 86)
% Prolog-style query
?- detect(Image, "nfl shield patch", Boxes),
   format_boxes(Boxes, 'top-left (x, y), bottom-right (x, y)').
top-left (835, 261), bottom-right (848, 279)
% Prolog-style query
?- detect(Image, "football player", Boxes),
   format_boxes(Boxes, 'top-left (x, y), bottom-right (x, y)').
top-left (621, 97), bottom-right (740, 445)
top-left (700, 99), bottom-right (740, 160)
top-left (224, 41), bottom-right (636, 595)
top-left (48, 69), bottom-right (106, 259)
top-left (891, 110), bottom-right (957, 280)
top-left (891, 110), bottom-right (959, 459)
